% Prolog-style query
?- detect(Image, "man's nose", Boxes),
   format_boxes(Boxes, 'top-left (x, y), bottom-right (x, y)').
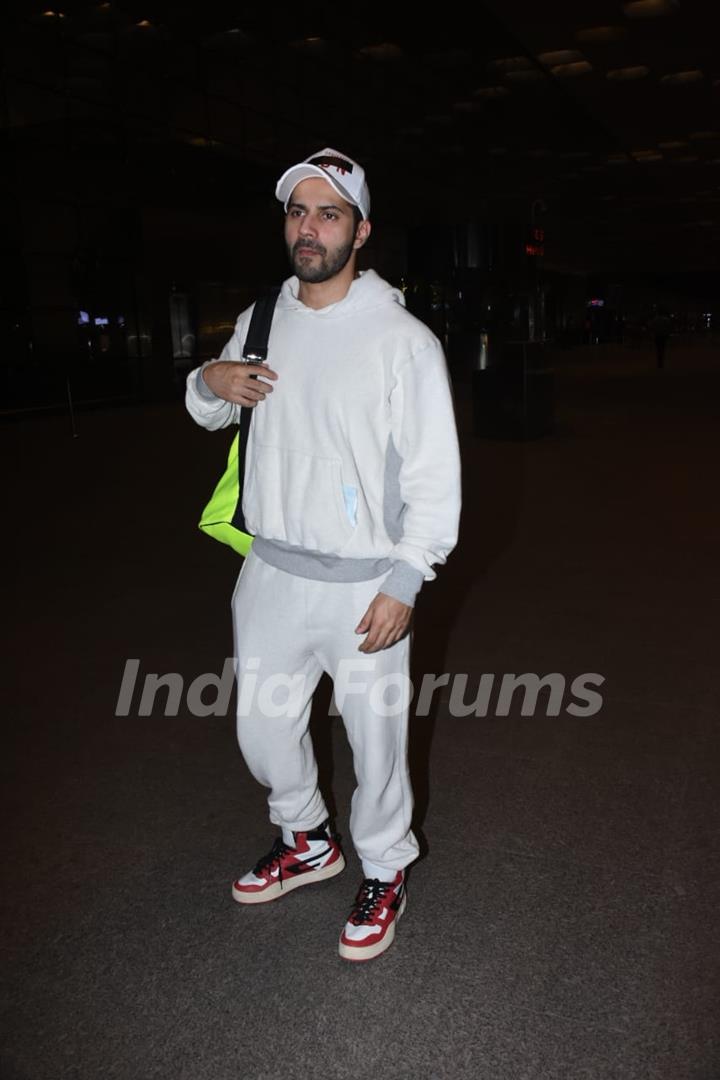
top-left (298, 214), bottom-right (318, 237)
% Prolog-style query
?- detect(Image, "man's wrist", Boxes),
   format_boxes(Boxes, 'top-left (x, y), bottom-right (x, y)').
top-left (196, 362), bottom-right (221, 401)
top-left (381, 561), bottom-right (424, 607)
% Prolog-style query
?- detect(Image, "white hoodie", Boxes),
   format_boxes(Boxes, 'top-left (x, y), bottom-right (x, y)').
top-left (185, 270), bottom-right (461, 605)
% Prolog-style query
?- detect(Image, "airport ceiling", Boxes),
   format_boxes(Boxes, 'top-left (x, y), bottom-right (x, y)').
top-left (5, 0), bottom-right (720, 272)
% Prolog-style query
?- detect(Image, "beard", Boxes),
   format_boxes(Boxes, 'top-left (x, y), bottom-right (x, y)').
top-left (289, 236), bottom-right (356, 283)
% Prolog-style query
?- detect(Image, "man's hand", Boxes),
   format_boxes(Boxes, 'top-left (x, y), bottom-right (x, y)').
top-left (355, 593), bottom-right (412, 653)
top-left (202, 361), bottom-right (278, 407)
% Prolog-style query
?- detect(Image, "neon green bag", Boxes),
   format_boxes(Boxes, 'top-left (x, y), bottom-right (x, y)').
top-left (198, 431), bottom-right (252, 555)
top-left (197, 287), bottom-right (279, 556)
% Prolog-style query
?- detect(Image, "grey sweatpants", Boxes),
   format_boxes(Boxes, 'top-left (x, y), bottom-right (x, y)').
top-left (231, 550), bottom-right (419, 876)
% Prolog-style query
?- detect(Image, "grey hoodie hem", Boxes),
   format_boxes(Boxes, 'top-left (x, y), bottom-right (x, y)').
top-left (252, 538), bottom-right (423, 606)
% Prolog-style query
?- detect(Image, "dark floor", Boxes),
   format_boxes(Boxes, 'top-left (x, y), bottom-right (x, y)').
top-left (2, 343), bottom-right (719, 1080)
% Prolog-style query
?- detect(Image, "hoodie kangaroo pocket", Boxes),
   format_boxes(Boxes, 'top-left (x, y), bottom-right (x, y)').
top-left (243, 443), bottom-right (355, 553)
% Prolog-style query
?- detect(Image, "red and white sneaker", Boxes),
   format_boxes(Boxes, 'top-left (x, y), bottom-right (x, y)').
top-left (232, 821), bottom-right (345, 905)
top-left (338, 871), bottom-right (406, 962)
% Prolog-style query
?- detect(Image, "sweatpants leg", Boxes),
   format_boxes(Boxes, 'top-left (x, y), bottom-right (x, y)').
top-left (231, 552), bottom-right (419, 872)
top-left (307, 587), bottom-right (418, 875)
top-left (231, 552), bottom-right (328, 832)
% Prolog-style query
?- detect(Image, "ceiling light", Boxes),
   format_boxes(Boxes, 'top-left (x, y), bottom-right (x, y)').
top-left (575, 26), bottom-right (627, 44)
top-left (488, 56), bottom-right (532, 72)
top-left (136, 19), bottom-right (153, 28)
top-left (551, 62), bottom-right (593, 78)
top-left (505, 69), bottom-right (545, 83)
top-left (607, 66), bottom-right (650, 81)
top-left (538, 49), bottom-right (584, 65)
top-left (357, 43), bottom-right (403, 61)
top-left (661, 70), bottom-right (704, 85)
top-left (473, 86), bottom-right (510, 98)
top-left (623, 0), bottom-right (678, 16)
top-left (291, 37), bottom-right (330, 53)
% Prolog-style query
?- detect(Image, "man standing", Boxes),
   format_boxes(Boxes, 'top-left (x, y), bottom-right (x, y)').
top-left (185, 148), bottom-right (461, 961)
top-left (649, 307), bottom-right (672, 371)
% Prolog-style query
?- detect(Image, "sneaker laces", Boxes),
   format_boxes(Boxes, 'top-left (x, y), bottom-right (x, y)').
top-left (349, 878), bottom-right (392, 925)
top-left (253, 837), bottom-right (291, 880)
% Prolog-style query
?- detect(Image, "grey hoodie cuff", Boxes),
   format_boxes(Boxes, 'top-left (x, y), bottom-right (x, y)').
top-left (380, 561), bottom-right (425, 607)
top-left (195, 363), bottom-right (221, 401)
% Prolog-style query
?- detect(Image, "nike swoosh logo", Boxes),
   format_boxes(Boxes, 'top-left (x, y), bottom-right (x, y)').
top-left (300, 847), bottom-right (332, 866)
top-left (390, 884), bottom-right (405, 911)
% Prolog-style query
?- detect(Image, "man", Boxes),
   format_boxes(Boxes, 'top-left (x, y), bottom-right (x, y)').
top-left (185, 148), bottom-right (461, 961)
top-left (649, 307), bottom-right (672, 371)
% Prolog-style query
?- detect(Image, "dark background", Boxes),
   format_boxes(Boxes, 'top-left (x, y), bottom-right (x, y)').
top-left (2, 0), bottom-right (719, 410)
top-left (3, 6), bottom-right (719, 1079)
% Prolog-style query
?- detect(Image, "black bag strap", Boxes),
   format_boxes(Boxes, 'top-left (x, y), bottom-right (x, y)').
top-left (242, 286), bottom-right (281, 365)
top-left (238, 286), bottom-right (281, 456)
top-left (232, 287), bottom-right (281, 536)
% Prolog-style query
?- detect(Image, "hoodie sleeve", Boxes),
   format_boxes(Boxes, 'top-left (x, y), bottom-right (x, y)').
top-left (184, 307), bottom-right (254, 431)
top-left (381, 340), bottom-right (461, 605)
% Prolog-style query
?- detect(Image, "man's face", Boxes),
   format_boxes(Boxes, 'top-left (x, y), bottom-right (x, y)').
top-left (284, 177), bottom-right (362, 283)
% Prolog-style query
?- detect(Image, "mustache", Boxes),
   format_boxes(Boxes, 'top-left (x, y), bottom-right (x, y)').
top-left (293, 240), bottom-right (326, 256)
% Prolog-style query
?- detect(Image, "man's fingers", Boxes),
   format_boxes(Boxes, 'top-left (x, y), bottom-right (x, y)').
top-left (238, 376), bottom-right (273, 395)
top-left (231, 373), bottom-right (275, 406)
top-left (239, 385), bottom-right (271, 401)
top-left (250, 365), bottom-right (278, 381)
top-left (358, 619), bottom-right (399, 653)
top-left (356, 595), bottom-right (411, 651)
top-left (202, 360), bottom-right (278, 405)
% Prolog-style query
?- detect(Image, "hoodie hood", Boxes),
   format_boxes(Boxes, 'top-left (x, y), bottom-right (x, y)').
top-left (276, 269), bottom-right (406, 318)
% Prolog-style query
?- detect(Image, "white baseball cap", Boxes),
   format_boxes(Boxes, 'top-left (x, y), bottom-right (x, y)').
top-left (275, 147), bottom-right (371, 220)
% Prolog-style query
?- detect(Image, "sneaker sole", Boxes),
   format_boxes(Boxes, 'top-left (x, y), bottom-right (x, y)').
top-left (338, 893), bottom-right (407, 962)
top-left (232, 853), bottom-right (346, 905)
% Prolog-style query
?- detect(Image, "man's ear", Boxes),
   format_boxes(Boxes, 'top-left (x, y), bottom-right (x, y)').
top-left (354, 219), bottom-right (372, 250)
